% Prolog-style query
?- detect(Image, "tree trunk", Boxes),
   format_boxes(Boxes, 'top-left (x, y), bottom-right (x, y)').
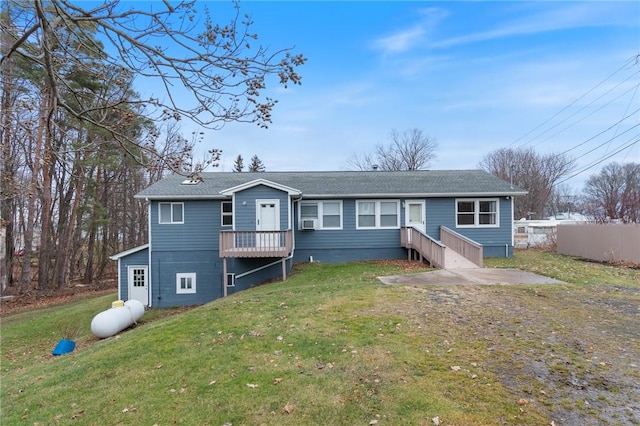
top-left (53, 150), bottom-right (85, 288)
top-left (21, 89), bottom-right (50, 292)
top-left (0, 51), bottom-right (15, 295)
top-left (83, 163), bottom-right (102, 284)
top-left (37, 131), bottom-right (54, 291)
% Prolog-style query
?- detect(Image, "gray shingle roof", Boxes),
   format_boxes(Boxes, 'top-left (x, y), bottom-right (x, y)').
top-left (135, 170), bottom-right (527, 200)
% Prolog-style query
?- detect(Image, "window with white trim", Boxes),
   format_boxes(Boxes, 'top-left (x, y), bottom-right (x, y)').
top-left (159, 202), bottom-right (184, 224)
top-left (221, 201), bottom-right (233, 226)
top-left (356, 200), bottom-right (400, 229)
top-left (299, 201), bottom-right (342, 229)
top-left (176, 272), bottom-right (196, 294)
top-left (456, 199), bottom-right (499, 227)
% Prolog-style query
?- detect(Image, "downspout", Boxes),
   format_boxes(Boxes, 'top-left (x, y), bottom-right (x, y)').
top-left (147, 199), bottom-right (153, 307)
top-left (510, 196), bottom-right (515, 257)
top-left (290, 193), bottom-right (303, 259)
top-left (117, 258), bottom-right (122, 300)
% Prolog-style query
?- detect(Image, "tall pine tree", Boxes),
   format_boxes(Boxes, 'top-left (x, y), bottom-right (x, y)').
top-left (233, 155), bottom-right (244, 172)
top-left (248, 155), bottom-right (265, 172)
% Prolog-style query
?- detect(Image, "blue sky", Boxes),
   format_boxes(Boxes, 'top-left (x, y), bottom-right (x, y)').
top-left (159, 1), bottom-right (640, 190)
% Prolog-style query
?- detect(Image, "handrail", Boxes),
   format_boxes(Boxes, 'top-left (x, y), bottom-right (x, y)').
top-left (440, 226), bottom-right (483, 267)
top-left (219, 230), bottom-right (293, 258)
top-left (400, 227), bottom-right (446, 269)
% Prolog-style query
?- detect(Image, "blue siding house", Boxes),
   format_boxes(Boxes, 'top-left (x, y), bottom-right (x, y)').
top-left (111, 170), bottom-right (526, 307)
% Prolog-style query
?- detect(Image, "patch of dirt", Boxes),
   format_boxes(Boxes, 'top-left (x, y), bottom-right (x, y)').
top-left (0, 284), bottom-right (117, 317)
top-left (378, 283), bottom-right (640, 425)
top-left (370, 259), bottom-right (431, 271)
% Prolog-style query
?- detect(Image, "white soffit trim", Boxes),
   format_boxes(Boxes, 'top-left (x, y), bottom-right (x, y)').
top-left (220, 178), bottom-right (302, 196)
top-left (109, 243), bottom-right (149, 260)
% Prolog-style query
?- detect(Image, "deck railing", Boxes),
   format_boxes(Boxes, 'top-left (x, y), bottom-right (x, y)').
top-left (400, 227), bottom-right (446, 269)
top-left (219, 230), bottom-right (293, 258)
top-left (440, 226), bottom-right (483, 267)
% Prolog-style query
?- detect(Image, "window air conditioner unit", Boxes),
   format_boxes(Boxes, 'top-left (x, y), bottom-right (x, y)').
top-left (301, 219), bottom-right (317, 230)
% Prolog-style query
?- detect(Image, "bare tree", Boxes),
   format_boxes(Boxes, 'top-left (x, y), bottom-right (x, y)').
top-left (547, 184), bottom-right (579, 218)
top-left (347, 152), bottom-right (376, 171)
top-left (1, 0), bottom-right (305, 175)
top-left (479, 147), bottom-right (575, 220)
top-left (348, 128), bottom-right (437, 171)
top-left (583, 162), bottom-right (639, 223)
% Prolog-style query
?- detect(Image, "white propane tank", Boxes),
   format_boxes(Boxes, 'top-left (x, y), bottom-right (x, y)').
top-left (91, 299), bottom-right (145, 339)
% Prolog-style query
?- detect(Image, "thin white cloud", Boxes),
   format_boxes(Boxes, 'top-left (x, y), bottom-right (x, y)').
top-left (373, 25), bottom-right (426, 54)
top-left (372, 7), bottom-right (448, 55)
top-left (432, 2), bottom-right (637, 49)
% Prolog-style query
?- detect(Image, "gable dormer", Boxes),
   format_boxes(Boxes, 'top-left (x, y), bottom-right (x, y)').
top-left (220, 179), bottom-right (302, 232)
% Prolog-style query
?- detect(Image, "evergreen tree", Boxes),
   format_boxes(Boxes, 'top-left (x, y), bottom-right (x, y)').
top-left (233, 155), bottom-right (244, 172)
top-left (248, 155), bottom-right (265, 172)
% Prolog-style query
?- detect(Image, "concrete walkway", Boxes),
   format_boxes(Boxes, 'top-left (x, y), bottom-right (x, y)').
top-left (378, 268), bottom-right (564, 286)
top-left (382, 245), bottom-right (565, 286)
top-left (379, 248), bottom-right (565, 286)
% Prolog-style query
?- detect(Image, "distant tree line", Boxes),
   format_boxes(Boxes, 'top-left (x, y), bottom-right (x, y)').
top-left (349, 132), bottom-right (637, 223)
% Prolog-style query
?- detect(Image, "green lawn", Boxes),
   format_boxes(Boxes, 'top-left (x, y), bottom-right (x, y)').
top-left (1, 253), bottom-right (638, 425)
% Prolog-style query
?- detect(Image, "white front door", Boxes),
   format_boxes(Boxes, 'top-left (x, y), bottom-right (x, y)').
top-left (256, 200), bottom-right (280, 248)
top-left (405, 201), bottom-right (426, 234)
top-left (128, 266), bottom-right (149, 306)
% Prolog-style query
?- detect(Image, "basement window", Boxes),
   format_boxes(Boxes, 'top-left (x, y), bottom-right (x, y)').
top-left (176, 272), bottom-right (196, 294)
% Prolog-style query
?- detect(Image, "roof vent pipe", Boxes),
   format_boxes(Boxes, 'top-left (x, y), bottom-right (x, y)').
top-left (372, 164), bottom-right (379, 171)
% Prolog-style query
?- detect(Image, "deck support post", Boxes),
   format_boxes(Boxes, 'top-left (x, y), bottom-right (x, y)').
top-left (223, 257), bottom-right (228, 297)
top-left (281, 257), bottom-right (286, 281)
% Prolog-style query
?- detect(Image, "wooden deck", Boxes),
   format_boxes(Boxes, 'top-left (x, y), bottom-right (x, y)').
top-left (219, 230), bottom-right (293, 258)
top-left (219, 230), bottom-right (294, 298)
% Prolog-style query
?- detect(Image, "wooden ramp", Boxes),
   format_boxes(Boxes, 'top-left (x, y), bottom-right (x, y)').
top-left (444, 248), bottom-right (480, 269)
top-left (400, 227), bottom-right (483, 270)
